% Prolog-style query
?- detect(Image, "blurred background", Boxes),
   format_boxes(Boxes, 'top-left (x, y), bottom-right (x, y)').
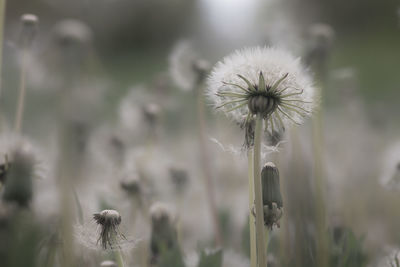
top-left (1, 0), bottom-right (400, 267)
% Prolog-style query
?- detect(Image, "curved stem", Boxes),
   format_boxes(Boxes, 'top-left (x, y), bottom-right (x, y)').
top-left (248, 150), bottom-right (257, 267)
top-left (253, 114), bottom-right (267, 267)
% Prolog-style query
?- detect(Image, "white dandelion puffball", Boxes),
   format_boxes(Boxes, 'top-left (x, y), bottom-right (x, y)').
top-left (380, 141), bottom-right (400, 190)
top-left (206, 46), bottom-right (316, 130)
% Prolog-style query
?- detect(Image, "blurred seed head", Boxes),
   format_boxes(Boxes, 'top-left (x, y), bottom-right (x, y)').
top-left (53, 19), bottom-right (93, 48)
top-left (93, 209), bottom-right (124, 249)
top-left (169, 40), bottom-right (210, 91)
top-left (169, 166), bottom-right (189, 194)
top-left (305, 23), bottom-right (335, 71)
top-left (19, 14), bottom-right (38, 48)
top-left (100, 260), bottom-right (117, 267)
top-left (2, 150), bottom-right (35, 207)
top-left (120, 175), bottom-right (141, 196)
top-left (149, 202), bottom-right (179, 264)
top-left (261, 162), bottom-right (283, 230)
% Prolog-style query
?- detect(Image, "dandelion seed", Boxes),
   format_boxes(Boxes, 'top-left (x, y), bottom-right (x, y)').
top-left (207, 46), bottom-right (315, 146)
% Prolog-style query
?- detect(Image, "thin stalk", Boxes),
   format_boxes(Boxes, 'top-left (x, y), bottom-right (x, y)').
top-left (312, 104), bottom-right (328, 267)
top-left (14, 47), bottom-right (27, 133)
top-left (114, 249), bottom-right (125, 267)
top-left (0, 0), bottom-right (5, 99)
top-left (196, 83), bottom-right (222, 246)
top-left (253, 114), bottom-right (267, 267)
top-left (111, 234), bottom-right (125, 267)
top-left (248, 149), bottom-right (257, 267)
top-left (264, 228), bottom-right (269, 262)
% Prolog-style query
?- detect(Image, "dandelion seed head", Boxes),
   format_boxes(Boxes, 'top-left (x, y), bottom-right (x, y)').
top-left (169, 40), bottom-right (209, 91)
top-left (150, 202), bottom-right (174, 222)
top-left (207, 46), bottom-right (316, 134)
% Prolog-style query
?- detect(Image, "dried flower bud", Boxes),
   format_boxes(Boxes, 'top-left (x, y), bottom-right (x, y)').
top-left (149, 202), bottom-right (180, 264)
top-left (19, 14), bottom-right (39, 48)
top-left (93, 210), bottom-right (124, 249)
top-left (169, 166), bottom-right (189, 193)
top-left (100, 260), bottom-right (117, 267)
top-left (261, 162), bottom-right (283, 229)
top-left (2, 151), bottom-right (34, 207)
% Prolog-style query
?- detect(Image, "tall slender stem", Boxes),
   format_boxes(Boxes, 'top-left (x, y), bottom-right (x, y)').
top-left (253, 114), bottom-right (266, 267)
top-left (196, 83), bottom-right (222, 246)
top-left (313, 106), bottom-right (328, 267)
top-left (0, 0), bottom-right (5, 100)
top-left (248, 150), bottom-right (257, 267)
top-left (14, 48), bottom-right (27, 133)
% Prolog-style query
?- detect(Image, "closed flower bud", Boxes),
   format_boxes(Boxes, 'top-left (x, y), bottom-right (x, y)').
top-left (261, 162), bottom-right (283, 229)
top-left (2, 151), bottom-right (34, 207)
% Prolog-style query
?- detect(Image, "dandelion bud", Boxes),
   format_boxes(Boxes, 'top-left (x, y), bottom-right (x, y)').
top-left (149, 202), bottom-right (180, 264)
top-left (261, 162), bottom-right (283, 229)
top-left (169, 166), bottom-right (189, 193)
top-left (100, 260), bottom-right (117, 267)
top-left (93, 210), bottom-right (123, 249)
top-left (19, 14), bottom-right (38, 48)
top-left (2, 151), bottom-right (34, 207)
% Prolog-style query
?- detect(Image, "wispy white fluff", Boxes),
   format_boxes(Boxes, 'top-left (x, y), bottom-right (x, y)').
top-left (169, 40), bottom-right (201, 91)
top-left (206, 46), bottom-right (316, 127)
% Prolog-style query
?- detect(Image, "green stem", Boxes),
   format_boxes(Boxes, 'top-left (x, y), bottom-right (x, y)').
top-left (0, 0), bottom-right (5, 100)
top-left (248, 150), bottom-right (257, 267)
top-left (114, 249), bottom-right (125, 267)
top-left (253, 114), bottom-right (267, 267)
top-left (312, 107), bottom-right (328, 267)
top-left (14, 48), bottom-right (27, 133)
